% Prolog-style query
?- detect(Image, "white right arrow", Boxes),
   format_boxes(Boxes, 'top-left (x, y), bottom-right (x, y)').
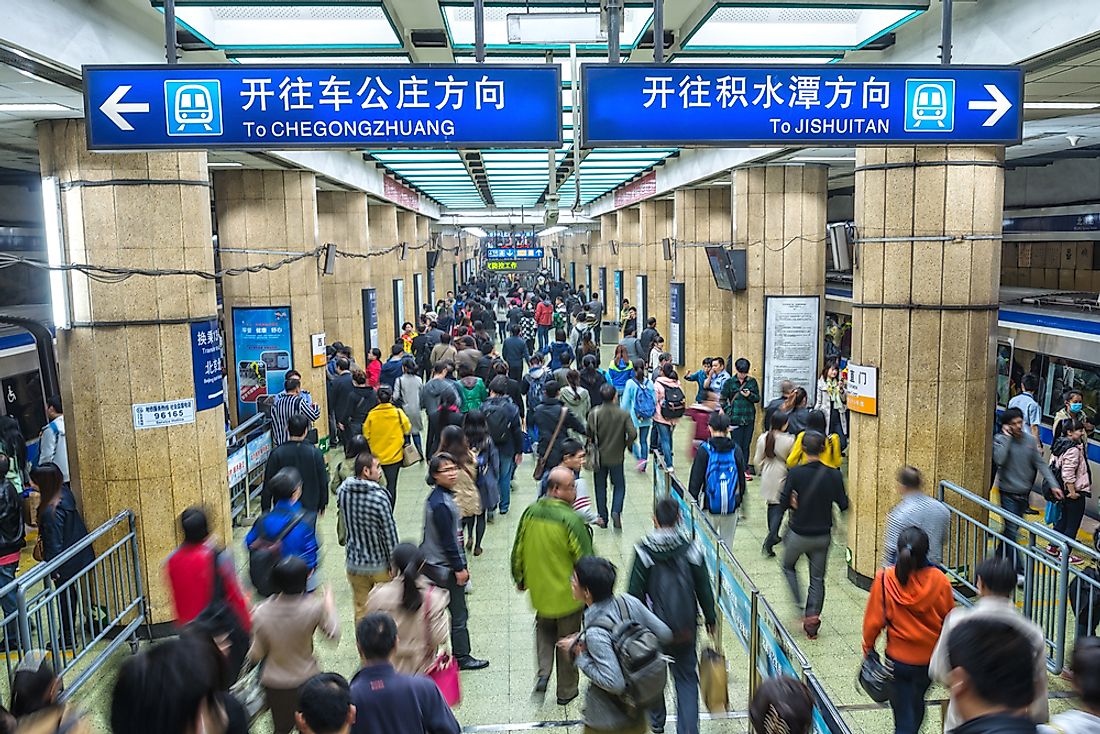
top-left (99, 85), bottom-right (149, 131)
top-left (968, 84), bottom-right (1012, 127)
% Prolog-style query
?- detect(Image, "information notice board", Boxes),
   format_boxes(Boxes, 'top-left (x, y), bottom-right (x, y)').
top-left (763, 296), bottom-right (820, 404)
top-left (669, 283), bottom-right (685, 366)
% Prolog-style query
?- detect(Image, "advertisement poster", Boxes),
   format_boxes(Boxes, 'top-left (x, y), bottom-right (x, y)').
top-left (846, 363), bottom-right (878, 415)
top-left (763, 296), bottom-right (820, 403)
top-left (669, 283), bottom-right (685, 366)
top-left (613, 270), bottom-right (623, 320)
top-left (190, 319), bottom-right (224, 412)
top-left (362, 288), bottom-right (379, 350)
top-left (231, 306), bottom-right (293, 421)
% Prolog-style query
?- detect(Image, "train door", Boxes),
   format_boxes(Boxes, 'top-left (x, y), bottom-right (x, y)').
top-left (996, 338), bottom-right (1015, 407)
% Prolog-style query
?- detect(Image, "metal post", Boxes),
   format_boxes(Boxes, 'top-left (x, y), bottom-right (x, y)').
top-left (940, 0), bottom-right (953, 65)
top-left (607, 0), bottom-right (621, 65)
top-left (748, 590), bottom-right (760, 711)
top-left (653, 0), bottom-right (665, 63)
top-left (570, 43), bottom-right (581, 211)
top-left (474, 0), bottom-right (486, 63)
top-left (164, 0), bottom-right (178, 64)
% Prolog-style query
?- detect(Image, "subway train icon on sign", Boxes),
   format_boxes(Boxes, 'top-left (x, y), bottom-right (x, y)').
top-left (904, 79), bottom-right (955, 133)
top-left (164, 80), bottom-right (223, 136)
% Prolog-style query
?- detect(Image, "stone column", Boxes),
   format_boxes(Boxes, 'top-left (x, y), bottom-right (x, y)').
top-left (617, 205), bottom-right (643, 329)
top-left (318, 191), bottom-right (369, 358)
top-left (368, 203), bottom-right (400, 349)
top-left (732, 164), bottom-right (827, 398)
top-left (214, 170), bottom-right (328, 441)
top-left (674, 187), bottom-right (733, 371)
top-left (38, 119), bottom-right (229, 622)
top-left (848, 146), bottom-right (1003, 581)
top-left (639, 200), bottom-right (672, 338)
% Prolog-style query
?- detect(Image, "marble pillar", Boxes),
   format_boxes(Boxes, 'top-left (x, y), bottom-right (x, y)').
top-left (673, 187), bottom-right (733, 372)
top-left (317, 190), bottom-right (369, 359)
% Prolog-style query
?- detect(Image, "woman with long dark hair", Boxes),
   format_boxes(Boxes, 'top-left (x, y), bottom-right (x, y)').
top-left (464, 410), bottom-right (500, 535)
top-left (31, 462), bottom-right (96, 647)
top-left (781, 387), bottom-right (811, 435)
top-left (862, 527), bottom-right (954, 734)
top-left (754, 411), bottom-right (794, 557)
top-left (0, 417), bottom-right (25, 493)
top-left (427, 390), bottom-right (463, 458)
top-left (366, 543), bottom-right (450, 675)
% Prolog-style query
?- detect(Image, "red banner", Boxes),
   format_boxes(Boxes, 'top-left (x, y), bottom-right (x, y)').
top-left (384, 177), bottom-right (420, 212)
top-left (613, 171), bottom-right (657, 208)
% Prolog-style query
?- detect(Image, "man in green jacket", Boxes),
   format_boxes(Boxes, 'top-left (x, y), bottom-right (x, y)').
top-left (628, 497), bottom-right (717, 734)
top-left (511, 465), bottom-right (593, 704)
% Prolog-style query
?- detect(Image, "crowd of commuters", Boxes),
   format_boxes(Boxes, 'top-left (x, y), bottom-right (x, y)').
top-left (2, 272), bottom-right (1098, 734)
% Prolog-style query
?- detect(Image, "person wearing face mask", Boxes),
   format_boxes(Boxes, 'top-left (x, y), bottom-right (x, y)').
top-left (1054, 388), bottom-right (1096, 444)
top-left (1048, 417), bottom-right (1092, 557)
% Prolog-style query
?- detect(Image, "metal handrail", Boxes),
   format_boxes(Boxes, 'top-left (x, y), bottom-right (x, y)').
top-left (226, 411), bottom-right (266, 447)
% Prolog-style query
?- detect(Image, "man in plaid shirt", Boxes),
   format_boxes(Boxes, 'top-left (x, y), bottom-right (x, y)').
top-left (337, 451), bottom-right (399, 622)
top-left (720, 358), bottom-right (760, 479)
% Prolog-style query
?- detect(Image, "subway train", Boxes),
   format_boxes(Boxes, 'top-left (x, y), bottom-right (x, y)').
top-left (825, 281), bottom-right (1100, 519)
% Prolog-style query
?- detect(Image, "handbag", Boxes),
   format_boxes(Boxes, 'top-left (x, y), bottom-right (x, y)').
top-left (402, 439), bottom-right (423, 467)
top-left (423, 591), bottom-right (461, 706)
top-left (533, 408), bottom-right (569, 480)
top-left (698, 645), bottom-right (729, 713)
top-left (32, 534), bottom-right (44, 562)
top-left (584, 408), bottom-right (600, 473)
top-left (858, 573), bottom-right (895, 703)
top-left (230, 658), bottom-right (267, 722)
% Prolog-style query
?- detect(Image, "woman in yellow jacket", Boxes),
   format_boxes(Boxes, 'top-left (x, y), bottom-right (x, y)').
top-left (787, 409), bottom-right (843, 469)
top-left (363, 385), bottom-right (411, 506)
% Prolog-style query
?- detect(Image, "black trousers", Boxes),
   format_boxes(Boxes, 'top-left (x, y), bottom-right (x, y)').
top-left (381, 462), bottom-right (401, 507)
top-left (445, 573), bottom-right (471, 658)
top-left (765, 503), bottom-right (785, 550)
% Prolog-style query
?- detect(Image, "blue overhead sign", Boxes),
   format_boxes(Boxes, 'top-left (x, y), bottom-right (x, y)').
top-left (486, 247), bottom-right (544, 259)
top-left (83, 64), bottom-right (562, 151)
top-left (581, 64), bottom-right (1023, 147)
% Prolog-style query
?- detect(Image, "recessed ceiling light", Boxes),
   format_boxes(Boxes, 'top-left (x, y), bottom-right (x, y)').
top-left (0, 103), bottom-right (71, 113)
top-left (1024, 102), bottom-right (1100, 110)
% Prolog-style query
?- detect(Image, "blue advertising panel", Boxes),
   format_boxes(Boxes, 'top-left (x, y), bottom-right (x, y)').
top-left (582, 64), bottom-right (1023, 147)
top-left (84, 64), bottom-right (562, 150)
top-left (231, 306), bottom-right (293, 421)
top-left (190, 319), bottom-right (224, 412)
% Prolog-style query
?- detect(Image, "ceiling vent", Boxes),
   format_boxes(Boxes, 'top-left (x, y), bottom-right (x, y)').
top-left (410, 29), bottom-right (449, 48)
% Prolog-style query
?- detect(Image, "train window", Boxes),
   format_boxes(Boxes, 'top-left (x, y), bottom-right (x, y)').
top-left (996, 343), bottom-right (1013, 407)
top-left (1044, 358), bottom-right (1100, 420)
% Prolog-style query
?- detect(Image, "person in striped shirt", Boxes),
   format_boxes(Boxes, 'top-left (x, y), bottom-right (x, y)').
top-left (270, 372), bottom-right (321, 447)
top-left (882, 465), bottom-right (950, 567)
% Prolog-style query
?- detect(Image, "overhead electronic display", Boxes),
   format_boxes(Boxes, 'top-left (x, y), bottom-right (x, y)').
top-left (582, 64), bottom-right (1023, 147)
top-left (83, 63), bottom-right (562, 150)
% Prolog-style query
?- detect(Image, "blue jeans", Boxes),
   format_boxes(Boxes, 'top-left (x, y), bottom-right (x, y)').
top-left (633, 423), bottom-right (651, 461)
top-left (0, 562), bottom-right (18, 643)
top-left (537, 325), bottom-right (550, 350)
top-left (654, 423), bottom-right (674, 469)
top-left (888, 659), bottom-right (931, 734)
top-left (649, 643), bottom-right (699, 734)
top-left (593, 463), bottom-right (627, 522)
top-left (498, 452), bottom-right (516, 514)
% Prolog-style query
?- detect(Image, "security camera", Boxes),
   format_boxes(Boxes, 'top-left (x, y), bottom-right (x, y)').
top-left (544, 208), bottom-right (560, 226)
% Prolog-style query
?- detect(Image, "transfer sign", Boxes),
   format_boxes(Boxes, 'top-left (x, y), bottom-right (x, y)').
top-left (83, 64), bottom-right (562, 150)
top-left (581, 64), bottom-right (1023, 147)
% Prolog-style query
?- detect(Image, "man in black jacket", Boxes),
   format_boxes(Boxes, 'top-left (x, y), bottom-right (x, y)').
top-left (778, 431), bottom-right (848, 639)
top-left (0, 453), bottom-right (24, 643)
top-left (531, 380), bottom-right (585, 483)
top-left (501, 324), bottom-right (530, 382)
top-left (263, 413), bottom-right (329, 514)
top-left (482, 376), bottom-right (524, 515)
top-left (639, 317), bottom-right (660, 358)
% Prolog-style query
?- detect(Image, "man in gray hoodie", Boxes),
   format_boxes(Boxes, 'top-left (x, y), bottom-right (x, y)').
top-left (993, 407), bottom-right (1058, 575)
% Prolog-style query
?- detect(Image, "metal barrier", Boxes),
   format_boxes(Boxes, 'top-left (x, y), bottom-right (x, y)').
top-left (226, 413), bottom-right (271, 524)
top-left (0, 510), bottom-right (147, 701)
top-left (651, 455), bottom-right (853, 734)
top-left (937, 479), bottom-right (1100, 674)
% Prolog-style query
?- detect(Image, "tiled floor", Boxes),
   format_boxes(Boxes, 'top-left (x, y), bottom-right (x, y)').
top-left (68, 421), bottom-right (1079, 733)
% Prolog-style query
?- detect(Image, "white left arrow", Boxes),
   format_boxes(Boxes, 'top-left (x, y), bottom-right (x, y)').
top-left (968, 84), bottom-right (1012, 127)
top-left (99, 85), bottom-right (149, 131)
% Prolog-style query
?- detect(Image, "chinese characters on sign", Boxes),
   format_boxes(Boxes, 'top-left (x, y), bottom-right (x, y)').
top-left (582, 65), bottom-right (1022, 146)
top-left (190, 319), bottom-right (224, 412)
top-left (845, 363), bottom-right (878, 416)
top-left (133, 399), bottom-right (196, 430)
top-left (231, 306), bottom-right (294, 422)
top-left (763, 296), bottom-right (821, 404)
top-left (85, 65), bottom-right (562, 150)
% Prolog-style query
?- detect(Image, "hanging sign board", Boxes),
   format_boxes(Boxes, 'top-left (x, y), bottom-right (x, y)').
top-left (763, 296), bottom-right (820, 404)
top-left (83, 63), bottom-right (562, 150)
top-left (190, 319), bottom-right (224, 412)
top-left (311, 333), bottom-right (327, 368)
top-left (133, 399), bottom-right (196, 430)
top-left (846, 363), bottom-right (878, 416)
top-left (582, 64), bottom-right (1023, 147)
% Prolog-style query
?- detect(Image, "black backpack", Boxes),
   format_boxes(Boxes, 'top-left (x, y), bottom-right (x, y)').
top-left (248, 511), bottom-right (305, 597)
top-left (483, 399), bottom-right (515, 446)
top-left (588, 597), bottom-right (669, 712)
top-left (639, 543), bottom-right (699, 645)
top-left (660, 383), bottom-right (687, 419)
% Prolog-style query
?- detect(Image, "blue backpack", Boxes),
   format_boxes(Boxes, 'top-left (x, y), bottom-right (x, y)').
top-left (703, 442), bottom-right (739, 515)
top-left (632, 379), bottom-right (657, 420)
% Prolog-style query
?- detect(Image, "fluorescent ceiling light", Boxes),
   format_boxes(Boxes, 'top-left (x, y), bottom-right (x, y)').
top-left (1025, 102), bottom-right (1100, 110)
top-left (537, 226), bottom-right (568, 236)
top-left (508, 13), bottom-right (605, 44)
top-left (463, 227), bottom-right (489, 238)
top-left (790, 156), bottom-right (856, 162)
top-left (40, 177), bottom-right (70, 330)
top-left (170, 4), bottom-right (400, 50)
top-left (207, 161), bottom-right (243, 168)
top-left (684, 6), bottom-right (921, 51)
top-left (232, 55), bottom-right (409, 64)
top-left (0, 103), bottom-right (71, 113)
top-left (443, 5), bottom-right (651, 48)
top-left (672, 56), bottom-right (838, 64)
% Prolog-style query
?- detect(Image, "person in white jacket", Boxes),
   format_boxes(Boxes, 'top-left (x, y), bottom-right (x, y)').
top-left (38, 396), bottom-right (69, 483)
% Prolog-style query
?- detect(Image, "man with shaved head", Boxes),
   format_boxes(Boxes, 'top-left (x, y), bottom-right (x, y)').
top-left (511, 464), bottom-right (594, 704)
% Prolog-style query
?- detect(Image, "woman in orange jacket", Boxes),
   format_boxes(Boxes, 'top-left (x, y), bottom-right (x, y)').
top-left (862, 526), bottom-right (954, 734)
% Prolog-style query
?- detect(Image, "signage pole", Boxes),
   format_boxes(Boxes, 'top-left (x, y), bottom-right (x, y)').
top-left (571, 43), bottom-right (582, 211)
top-left (607, 0), bottom-right (621, 65)
top-left (164, 0), bottom-right (178, 64)
top-left (653, 0), bottom-right (664, 64)
top-left (940, 0), bottom-right (953, 65)
top-left (474, 0), bottom-right (486, 63)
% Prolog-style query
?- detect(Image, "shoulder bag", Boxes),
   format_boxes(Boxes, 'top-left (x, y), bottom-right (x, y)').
top-left (858, 573), bottom-right (895, 703)
top-left (423, 590), bottom-right (461, 706)
top-left (533, 408), bottom-right (569, 480)
top-left (584, 408), bottom-right (600, 473)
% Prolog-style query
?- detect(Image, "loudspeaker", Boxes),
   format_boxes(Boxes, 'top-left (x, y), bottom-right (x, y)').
top-left (323, 242), bottom-right (337, 276)
top-left (662, 237), bottom-right (672, 261)
top-left (400, 242), bottom-right (408, 261)
top-left (426, 251), bottom-right (440, 269)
